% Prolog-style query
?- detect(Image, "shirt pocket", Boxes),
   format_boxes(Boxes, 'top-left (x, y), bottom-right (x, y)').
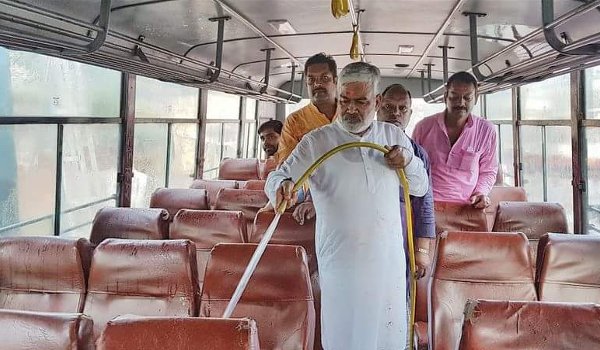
top-left (447, 149), bottom-right (478, 172)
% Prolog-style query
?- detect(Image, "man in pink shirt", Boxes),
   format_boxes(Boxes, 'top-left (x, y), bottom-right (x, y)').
top-left (412, 71), bottom-right (497, 208)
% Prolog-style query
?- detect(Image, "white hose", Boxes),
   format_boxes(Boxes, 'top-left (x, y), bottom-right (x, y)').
top-left (222, 212), bottom-right (282, 318)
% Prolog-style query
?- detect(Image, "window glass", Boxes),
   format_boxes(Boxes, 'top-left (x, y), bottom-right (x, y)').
top-left (203, 123), bottom-right (222, 177)
top-left (406, 98), bottom-right (444, 137)
top-left (285, 99), bottom-right (310, 116)
top-left (168, 124), bottom-right (198, 188)
top-left (520, 75), bottom-right (570, 120)
top-left (206, 91), bottom-right (240, 119)
top-left (135, 76), bottom-right (198, 119)
top-left (246, 98), bottom-right (257, 120)
top-left (545, 126), bottom-right (573, 231)
top-left (520, 126), bottom-right (544, 201)
top-left (222, 123), bottom-right (239, 159)
top-left (0, 125), bottom-right (56, 237)
top-left (132, 124), bottom-right (168, 207)
top-left (585, 65), bottom-right (600, 119)
top-left (4, 48), bottom-right (120, 117)
top-left (585, 127), bottom-right (600, 234)
top-left (246, 122), bottom-right (257, 158)
top-left (485, 89), bottom-right (512, 120)
top-left (498, 124), bottom-right (514, 186)
top-left (61, 124), bottom-right (119, 238)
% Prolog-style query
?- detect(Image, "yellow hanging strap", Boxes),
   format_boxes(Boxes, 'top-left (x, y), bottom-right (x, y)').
top-left (276, 141), bottom-right (417, 349)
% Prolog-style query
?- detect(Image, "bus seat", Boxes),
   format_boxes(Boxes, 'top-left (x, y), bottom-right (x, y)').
top-left (214, 189), bottom-right (269, 233)
top-left (149, 188), bottom-right (209, 219)
top-left (97, 316), bottom-right (260, 350)
top-left (251, 211), bottom-right (321, 350)
top-left (190, 179), bottom-right (238, 209)
top-left (492, 202), bottom-right (568, 264)
top-left (428, 231), bottom-right (537, 350)
top-left (536, 233), bottom-right (600, 303)
top-left (83, 239), bottom-right (199, 340)
top-left (242, 179), bottom-right (266, 191)
top-left (486, 186), bottom-right (527, 230)
top-left (89, 207), bottom-right (169, 245)
top-left (434, 201), bottom-right (488, 234)
top-left (170, 209), bottom-right (247, 291)
top-left (0, 309), bottom-right (93, 350)
top-left (258, 158), bottom-right (277, 180)
top-left (458, 300), bottom-right (600, 349)
top-left (218, 158), bottom-right (260, 181)
top-left (200, 243), bottom-right (315, 350)
top-left (0, 236), bottom-right (92, 313)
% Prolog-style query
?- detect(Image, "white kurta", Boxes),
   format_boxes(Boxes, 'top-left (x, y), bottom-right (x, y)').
top-left (266, 120), bottom-right (428, 350)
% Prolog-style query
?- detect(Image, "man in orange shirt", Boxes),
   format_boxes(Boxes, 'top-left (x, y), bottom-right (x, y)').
top-left (277, 53), bottom-right (338, 224)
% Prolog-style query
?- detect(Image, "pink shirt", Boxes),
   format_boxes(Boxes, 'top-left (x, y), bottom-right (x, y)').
top-left (412, 112), bottom-right (498, 203)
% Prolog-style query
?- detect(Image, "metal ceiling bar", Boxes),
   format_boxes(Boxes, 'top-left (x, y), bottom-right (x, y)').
top-left (463, 11), bottom-right (490, 81)
top-left (469, 0), bottom-right (600, 77)
top-left (439, 45), bottom-right (453, 84)
top-left (419, 70), bottom-right (425, 96)
top-left (211, 0), bottom-right (302, 68)
top-left (542, 0), bottom-right (600, 55)
top-left (260, 48), bottom-right (275, 94)
top-left (207, 16), bottom-right (230, 83)
top-left (425, 63), bottom-right (434, 93)
top-left (405, 0), bottom-right (468, 78)
top-left (287, 64), bottom-right (297, 101)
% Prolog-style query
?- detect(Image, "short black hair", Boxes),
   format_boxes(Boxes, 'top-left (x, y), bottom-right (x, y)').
top-left (381, 84), bottom-right (412, 100)
top-left (305, 53), bottom-right (337, 78)
top-left (258, 119), bottom-right (283, 135)
top-left (446, 71), bottom-right (478, 89)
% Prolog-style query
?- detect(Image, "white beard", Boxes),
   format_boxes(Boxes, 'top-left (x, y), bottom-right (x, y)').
top-left (339, 115), bottom-right (371, 134)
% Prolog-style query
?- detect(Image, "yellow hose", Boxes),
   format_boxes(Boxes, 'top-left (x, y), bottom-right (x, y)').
top-left (276, 141), bottom-right (417, 349)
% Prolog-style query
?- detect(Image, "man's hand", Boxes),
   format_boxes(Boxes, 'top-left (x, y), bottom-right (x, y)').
top-left (275, 179), bottom-right (297, 213)
top-left (470, 192), bottom-right (490, 209)
top-left (292, 201), bottom-right (316, 225)
top-left (414, 237), bottom-right (433, 279)
top-left (384, 145), bottom-right (412, 169)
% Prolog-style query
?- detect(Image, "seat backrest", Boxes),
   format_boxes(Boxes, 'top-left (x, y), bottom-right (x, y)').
top-left (258, 158), bottom-right (277, 180)
top-left (458, 300), bottom-right (600, 349)
top-left (149, 188), bottom-right (209, 219)
top-left (219, 158), bottom-right (260, 181)
top-left (485, 186), bottom-right (527, 230)
top-left (97, 316), bottom-right (260, 350)
top-left (0, 309), bottom-right (94, 350)
top-left (214, 189), bottom-right (269, 232)
top-left (430, 231), bottom-right (537, 350)
top-left (0, 236), bottom-right (92, 313)
top-left (170, 209), bottom-right (247, 290)
top-left (492, 202), bottom-right (568, 263)
top-left (84, 239), bottom-right (199, 340)
top-left (89, 207), bottom-right (169, 245)
top-left (242, 179), bottom-right (266, 191)
top-left (434, 201), bottom-right (488, 234)
top-left (536, 233), bottom-right (600, 303)
top-left (190, 179), bottom-right (238, 208)
top-left (201, 243), bottom-right (315, 350)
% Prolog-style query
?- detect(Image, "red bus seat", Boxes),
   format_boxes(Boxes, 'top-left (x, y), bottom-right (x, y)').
top-left (242, 179), bottom-right (266, 191)
top-left (0, 236), bottom-right (91, 313)
top-left (428, 231), bottom-right (537, 350)
top-left (219, 158), bottom-right (260, 181)
top-left (170, 209), bottom-right (247, 290)
top-left (213, 189), bottom-right (269, 233)
top-left (97, 316), bottom-right (260, 350)
top-left (89, 207), bottom-right (169, 245)
top-left (83, 239), bottom-right (199, 340)
top-left (190, 179), bottom-right (238, 209)
top-left (258, 158), bottom-right (277, 180)
top-left (149, 188), bottom-right (209, 219)
top-left (200, 243), bottom-right (315, 350)
top-left (486, 186), bottom-right (527, 230)
top-left (0, 309), bottom-right (93, 350)
top-left (493, 202), bottom-right (568, 264)
top-left (458, 300), bottom-right (600, 349)
top-left (434, 201), bottom-right (488, 234)
top-left (536, 233), bottom-right (600, 303)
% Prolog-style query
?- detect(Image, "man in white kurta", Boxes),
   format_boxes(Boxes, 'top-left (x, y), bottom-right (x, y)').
top-left (266, 62), bottom-right (429, 350)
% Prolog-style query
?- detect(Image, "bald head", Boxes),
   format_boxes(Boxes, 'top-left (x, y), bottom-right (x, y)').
top-left (378, 84), bottom-right (413, 130)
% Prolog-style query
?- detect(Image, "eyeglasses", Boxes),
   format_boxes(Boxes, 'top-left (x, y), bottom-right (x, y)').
top-left (381, 104), bottom-right (410, 114)
top-left (306, 75), bottom-right (334, 85)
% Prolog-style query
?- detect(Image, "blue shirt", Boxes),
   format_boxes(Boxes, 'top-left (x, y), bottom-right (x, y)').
top-left (400, 139), bottom-right (436, 238)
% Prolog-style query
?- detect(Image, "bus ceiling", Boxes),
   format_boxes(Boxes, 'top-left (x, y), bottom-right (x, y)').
top-left (0, 0), bottom-right (599, 102)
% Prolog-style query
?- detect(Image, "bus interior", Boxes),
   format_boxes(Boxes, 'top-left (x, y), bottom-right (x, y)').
top-left (1, 0), bottom-right (600, 349)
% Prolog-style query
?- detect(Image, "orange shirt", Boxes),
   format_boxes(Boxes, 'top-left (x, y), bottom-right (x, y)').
top-left (277, 102), bottom-right (336, 164)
